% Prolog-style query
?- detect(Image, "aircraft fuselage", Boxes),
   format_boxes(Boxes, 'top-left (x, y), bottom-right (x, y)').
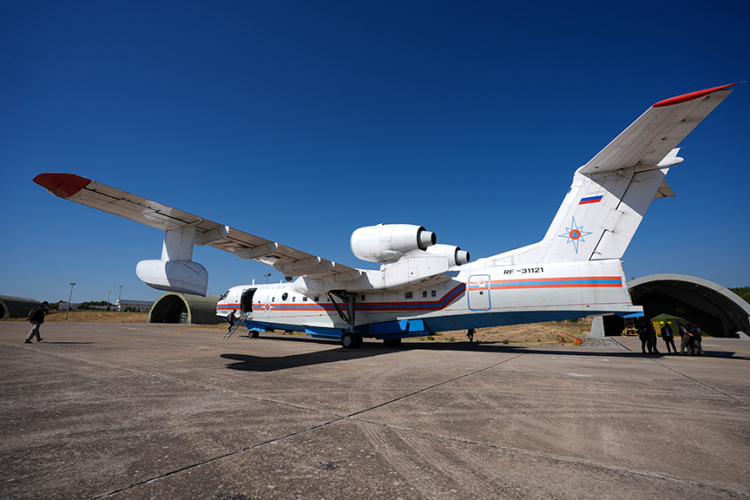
top-left (217, 259), bottom-right (637, 340)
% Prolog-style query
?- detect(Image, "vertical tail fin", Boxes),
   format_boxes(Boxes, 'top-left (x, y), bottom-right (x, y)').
top-left (537, 163), bottom-right (673, 262)
top-left (488, 84), bottom-right (734, 266)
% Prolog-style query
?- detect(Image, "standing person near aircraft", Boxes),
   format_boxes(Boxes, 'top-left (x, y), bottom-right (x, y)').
top-left (25, 301), bottom-right (49, 343)
top-left (466, 328), bottom-right (475, 342)
top-left (638, 324), bottom-right (649, 354)
top-left (647, 322), bottom-right (660, 355)
top-left (690, 323), bottom-right (704, 356)
top-left (678, 321), bottom-right (693, 356)
top-left (661, 323), bottom-right (676, 355)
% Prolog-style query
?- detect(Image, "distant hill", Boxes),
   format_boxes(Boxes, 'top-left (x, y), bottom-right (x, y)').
top-left (729, 287), bottom-right (750, 305)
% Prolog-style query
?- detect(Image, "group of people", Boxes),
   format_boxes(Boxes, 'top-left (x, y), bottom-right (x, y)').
top-left (638, 320), bottom-right (704, 356)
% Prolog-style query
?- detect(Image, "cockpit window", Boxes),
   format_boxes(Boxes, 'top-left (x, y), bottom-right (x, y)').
top-left (219, 290), bottom-right (230, 301)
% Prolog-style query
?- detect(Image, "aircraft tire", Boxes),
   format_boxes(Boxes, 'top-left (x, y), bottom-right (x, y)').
top-left (250, 331), bottom-right (259, 338)
top-left (354, 333), bottom-right (363, 348)
top-left (341, 332), bottom-right (357, 349)
top-left (383, 338), bottom-right (402, 346)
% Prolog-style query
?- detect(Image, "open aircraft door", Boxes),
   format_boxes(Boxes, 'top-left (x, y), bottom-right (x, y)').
top-left (468, 275), bottom-right (491, 311)
top-left (241, 288), bottom-right (256, 313)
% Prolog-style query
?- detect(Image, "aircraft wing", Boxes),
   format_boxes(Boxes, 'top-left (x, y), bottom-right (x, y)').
top-left (579, 83), bottom-right (736, 175)
top-left (33, 173), bottom-right (363, 282)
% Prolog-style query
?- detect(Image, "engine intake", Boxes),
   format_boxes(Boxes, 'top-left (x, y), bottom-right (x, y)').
top-left (351, 224), bottom-right (436, 263)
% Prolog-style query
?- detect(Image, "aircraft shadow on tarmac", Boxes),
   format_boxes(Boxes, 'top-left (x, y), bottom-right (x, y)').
top-left (221, 348), bottom-right (389, 372)
top-left (221, 335), bottom-right (750, 371)
top-left (38, 342), bottom-right (95, 345)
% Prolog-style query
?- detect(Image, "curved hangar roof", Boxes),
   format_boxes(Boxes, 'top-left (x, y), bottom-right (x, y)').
top-left (629, 274), bottom-right (750, 338)
top-left (0, 295), bottom-right (41, 319)
top-left (148, 293), bottom-right (222, 325)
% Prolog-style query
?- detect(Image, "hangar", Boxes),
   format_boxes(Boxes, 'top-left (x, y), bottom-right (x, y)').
top-left (592, 274), bottom-right (750, 338)
top-left (0, 295), bottom-right (41, 319)
top-left (147, 292), bottom-right (222, 325)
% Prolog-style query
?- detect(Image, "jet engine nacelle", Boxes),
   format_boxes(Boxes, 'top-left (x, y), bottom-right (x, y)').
top-left (136, 260), bottom-right (209, 296)
top-left (351, 224), bottom-right (436, 263)
top-left (425, 244), bottom-right (470, 266)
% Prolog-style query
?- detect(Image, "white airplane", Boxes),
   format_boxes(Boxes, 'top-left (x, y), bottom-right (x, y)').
top-left (34, 83), bottom-right (735, 348)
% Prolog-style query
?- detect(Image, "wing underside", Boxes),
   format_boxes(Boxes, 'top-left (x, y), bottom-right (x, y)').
top-left (33, 173), bottom-right (362, 282)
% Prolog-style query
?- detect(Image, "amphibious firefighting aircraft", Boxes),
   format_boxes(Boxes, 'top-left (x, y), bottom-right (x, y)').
top-left (34, 84), bottom-right (735, 348)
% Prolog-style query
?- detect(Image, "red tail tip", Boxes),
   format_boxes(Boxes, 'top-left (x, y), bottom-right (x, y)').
top-left (653, 83), bottom-right (737, 108)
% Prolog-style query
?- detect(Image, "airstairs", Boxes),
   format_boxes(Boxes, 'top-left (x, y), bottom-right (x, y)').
top-left (223, 312), bottom-right (250, 339)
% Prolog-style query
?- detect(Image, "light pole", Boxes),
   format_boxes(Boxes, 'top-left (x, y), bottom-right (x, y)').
top-left (118, 285), bottom-right (123, 311)
top-left (264, 273), bottom-right (271, 284)
top-left (108, 291), bottom-right (111, 311)
top-left (66, 283), bottom-right (76, 320)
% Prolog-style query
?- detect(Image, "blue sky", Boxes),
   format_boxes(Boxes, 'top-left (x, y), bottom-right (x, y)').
top-left (2, 0), bottom-right (748, 304)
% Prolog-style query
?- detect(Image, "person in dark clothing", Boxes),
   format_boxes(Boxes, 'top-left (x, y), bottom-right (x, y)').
top-left (25, 301), bottom-right (50, 343)
top-left (661, 323), bottom-right (676, 354)
top-left (690, 324), bottom-right (704, 356)
top-left (678, 321), bottom-right (693, 355)
top-left (226, 310), bottom-right (237, 333)
top-left (638, 324), bottom-right (649, 354)
top-left (466, 328), bottom-right (475, 342)
top-left (646, 322), bottom-right (660, 354)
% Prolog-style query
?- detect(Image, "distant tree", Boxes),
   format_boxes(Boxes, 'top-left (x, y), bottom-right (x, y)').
top-left (729, 287), bottom-right (750, 305)
top-left (79, 300), bottom-right (110, 309)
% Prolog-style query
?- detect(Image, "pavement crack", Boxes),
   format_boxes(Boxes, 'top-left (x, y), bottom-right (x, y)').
top-left (3, 343), bottom-right (346, 418)
top-left (90, 448), bottom-right (243, 499)
top-left (346, 354), bottom-right (523, 419)
top-left (653, 359), bottom-right (746, 405)
top-left (247, 355), bottom-right (524, 450)
top-left (346, 417), bottom-right (750, 498)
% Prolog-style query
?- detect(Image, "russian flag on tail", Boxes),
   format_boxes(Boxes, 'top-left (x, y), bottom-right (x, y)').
top-left (579, 195), bottom-right (603, 205)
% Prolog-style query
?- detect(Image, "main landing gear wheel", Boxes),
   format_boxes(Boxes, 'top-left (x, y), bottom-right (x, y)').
top-left (341, 332), bottom-right (363, 349)
top-left (383, 338), bottom-right (402, 346)
top-left (249, 331), bottom-right (259, 338)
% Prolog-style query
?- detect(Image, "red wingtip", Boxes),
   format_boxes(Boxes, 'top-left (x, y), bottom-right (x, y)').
top-left (653, 83), bottom-right (737, 108)
top-left (33, 173), bottom-right (92, 199)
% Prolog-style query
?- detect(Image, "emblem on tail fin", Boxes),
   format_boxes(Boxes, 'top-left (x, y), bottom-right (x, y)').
top-left (558, 217), bottom-right (592, 254)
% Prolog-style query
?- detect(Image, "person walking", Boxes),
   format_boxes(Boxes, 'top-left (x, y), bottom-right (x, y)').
top-left (661, 323), bottom-right (677, 354)
top-left (25, 301), bottom-right (50, 343)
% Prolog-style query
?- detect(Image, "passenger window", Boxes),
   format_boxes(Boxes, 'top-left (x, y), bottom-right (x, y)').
top-left (432, 290), bottom-right (436, 297)
top-left (314, 296), bottom-right (319, 301)
top-left (405, 291), bottom-right (413, 299)
top-left (422, 291), bottom-right (427, 298)
top-left (303, 296), bottom-right (308, 302)
top-left (292, 296), bottom-right (296, 302)
top-left (272, 297), bottom-right (275, 302)
top-left (361, 295), bottom-right (365, 301)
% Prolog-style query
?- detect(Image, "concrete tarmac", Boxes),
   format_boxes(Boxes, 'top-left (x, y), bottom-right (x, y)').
top-left (2, 322), bottom-right (749, 499)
